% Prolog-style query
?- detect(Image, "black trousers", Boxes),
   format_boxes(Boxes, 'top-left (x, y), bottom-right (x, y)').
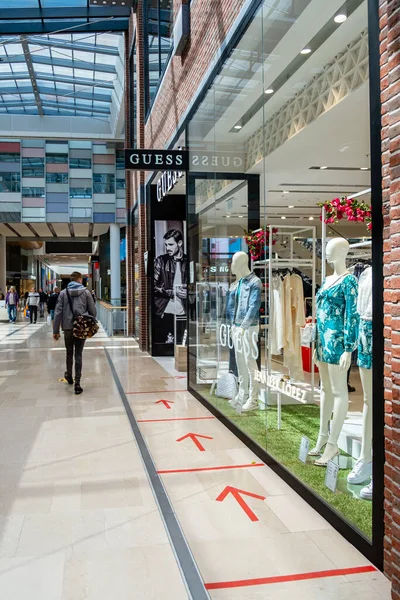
top-left (64, 329), bottom-right (86, 382)
top-left (29, 305), bottom-right (37, 323)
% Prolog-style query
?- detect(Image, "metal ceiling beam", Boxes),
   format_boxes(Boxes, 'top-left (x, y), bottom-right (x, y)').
top-left (42, 100), bottom-right (110, 114)
top-left (0, 19), bottom-right (129, 35)
top-left (27, 36), bottom-right (120, 56)
top-left (0, 73), bottom-right (114, 89)
top-left (20, 36), bottom-right (43, 116)
top-left (0, 7), bottom-right (131, 20)
top-left (0, 85), bottom-right (112, 102)
top-left (5, 54), bottom-right (116, 74)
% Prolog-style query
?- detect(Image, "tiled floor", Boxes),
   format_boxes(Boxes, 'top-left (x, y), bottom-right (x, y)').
top-left (0, 319), bottom-right (391, 599)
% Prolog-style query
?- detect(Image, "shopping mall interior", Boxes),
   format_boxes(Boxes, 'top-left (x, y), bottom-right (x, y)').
top-left (0, 0), bottom-right (397, 599)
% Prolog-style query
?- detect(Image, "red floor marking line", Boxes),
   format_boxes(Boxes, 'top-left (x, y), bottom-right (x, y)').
top-left (204, 565), bottom-right (377, 591)
top-left (126, 390), bottom-right (187, 394)
top-left (157, 463), bottom-right (265, 474)
top-left (138, 416), bottom-right (215, 423)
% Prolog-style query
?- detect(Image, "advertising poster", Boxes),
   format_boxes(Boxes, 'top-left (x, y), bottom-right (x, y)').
top-left (153, 220), bottom-right (187, 348)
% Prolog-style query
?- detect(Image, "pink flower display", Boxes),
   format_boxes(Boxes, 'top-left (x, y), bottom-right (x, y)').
top-left (318, 196), bottom-right (372, 231)
top-left (245, 228), bottom-right (278, 260)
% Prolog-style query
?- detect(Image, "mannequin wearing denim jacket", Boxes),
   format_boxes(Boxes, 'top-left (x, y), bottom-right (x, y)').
top-left (228, 252), bottom-right (262, 413)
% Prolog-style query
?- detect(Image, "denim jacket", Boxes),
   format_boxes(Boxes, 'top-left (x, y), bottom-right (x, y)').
top-left (226, 272), bottom-right (262, 329)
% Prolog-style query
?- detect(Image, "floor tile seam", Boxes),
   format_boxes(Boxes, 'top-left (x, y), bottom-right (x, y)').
top-left (204, 565), bottom-right (378, 590)
top-left (104, 347), bottom-right (211, 600)
top-left (156, 464), bottom-right (266, 474)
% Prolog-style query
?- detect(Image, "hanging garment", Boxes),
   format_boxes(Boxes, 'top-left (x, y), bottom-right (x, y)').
top-left (316, 274), bottom-right (359, 365)
top-left (283, 273), bottom-right (306, 380)
top-left (357, 266), bottom-right (372, 370)
top-left (270, 275), bottom-right (284, 355)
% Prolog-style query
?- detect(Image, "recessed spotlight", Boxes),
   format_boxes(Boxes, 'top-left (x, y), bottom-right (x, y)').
top-left (309, 216), bottom-right (314, 220)
top-left (300, 48), bottom-right (312, 55)
top-left (238, 215), bottom-right (244, 218)
top-left (334, 13), bottom-right (347, 23)
top-left (282, 190), bottom-right (290, 194)
top-left (234, 125), bottom-right (242, 130)
top-left (281, 216), bottom-right (286, 220)
top-left (288, 205), bottom-right (294, 209)
top-left (320, 166), bottom-right (328, 170)
top-left (264, 88), bottom-right (274, 94)
top-left (226, 215), bottom-right (231, 218)
top-left (360, 167), bottom-right (369, 170)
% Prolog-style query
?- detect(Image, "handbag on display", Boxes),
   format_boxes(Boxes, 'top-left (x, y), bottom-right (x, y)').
top-left (216, 372), bottom-right (238, 399)
top-left (66, 290), bottom-right (99, 340)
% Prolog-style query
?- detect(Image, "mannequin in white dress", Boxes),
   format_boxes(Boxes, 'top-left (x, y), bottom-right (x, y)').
top-left (310, 238), bottom-right (359, 466)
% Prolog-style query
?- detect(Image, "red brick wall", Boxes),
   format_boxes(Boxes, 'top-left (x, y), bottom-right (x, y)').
top-left (144, 0), bottom-right (247, 150)
top-left (381, 0), bottom-right (400, 595)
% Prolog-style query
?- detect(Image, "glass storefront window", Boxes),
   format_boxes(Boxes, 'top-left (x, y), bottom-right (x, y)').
top-left (188, 0), bottom-right (375, 544)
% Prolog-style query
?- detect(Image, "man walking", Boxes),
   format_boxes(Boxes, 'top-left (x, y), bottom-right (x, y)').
top-left (38, 288), bottom-right (47, 318)
top-left (27, 287), bottom-right (40, 324)
top-left (5, 286), bottom-right (19, 323)
top-left (53, 272), bottom-right (96, 395)
top-left (47, 287), bottom-right (60, 321)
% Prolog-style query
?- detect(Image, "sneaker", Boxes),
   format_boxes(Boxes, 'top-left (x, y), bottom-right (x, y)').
top-left (242, 398), bottom-right (259, 412)
top-left (347, 459), bottom-right (372, 485)
top-left (75, 383), bottom-right (83, 395)
top-left (348, 384), bottom-right (356, 393)
top-left (64, 373), bottom-right (74, 385)
top-left (360, 480), bottom-right (373, 500)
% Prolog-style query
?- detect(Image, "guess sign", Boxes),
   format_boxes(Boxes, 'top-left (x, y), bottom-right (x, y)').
top-left (125, 149), bottom-right (188, 171)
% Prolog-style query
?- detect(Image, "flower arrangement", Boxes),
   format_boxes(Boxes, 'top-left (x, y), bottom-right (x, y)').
top-left (318, 196), bottom-right (372, 231)
top-left (245, 228), bottom-right (278, 260)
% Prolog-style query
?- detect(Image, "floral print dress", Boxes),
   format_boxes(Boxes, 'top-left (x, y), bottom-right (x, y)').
top-left (316, 274), bottom-right (359, 365)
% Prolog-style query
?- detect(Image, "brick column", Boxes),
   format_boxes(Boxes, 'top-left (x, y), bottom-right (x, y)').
top-left (136, 1), bottom-right (150, 352)
top-left (381, 0), bottom-right (400, 595)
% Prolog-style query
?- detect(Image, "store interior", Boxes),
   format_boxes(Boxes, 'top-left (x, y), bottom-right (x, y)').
top-left (186, 0), bottom-right (374, 539)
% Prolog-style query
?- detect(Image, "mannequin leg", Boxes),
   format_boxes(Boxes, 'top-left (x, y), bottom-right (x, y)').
top-left (231, 336), bottom-right (249, 406)
top-left (359, 367), bottom-right (373, 462)
top-left (309, 362), bottom-right (334, 455)
top-left (242, 326), bottom-right (260, 410)
top-left (315, 363), bottom-right (348, 466)
top-left (347, 367), bottom-right (373, 485)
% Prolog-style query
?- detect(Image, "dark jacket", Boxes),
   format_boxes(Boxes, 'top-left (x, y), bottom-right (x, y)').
top-left (53, 282), bottom-right (96, 334)
top-left (154, 253), bottom-right (187, 316)
top-left (39, 292), bottom-right (47, 303)
top-left (47, 292), bottom-right (59, 311)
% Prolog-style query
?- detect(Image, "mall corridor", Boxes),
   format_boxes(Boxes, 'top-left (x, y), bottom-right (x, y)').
top-left (0, 320), bottom-right (390, 600)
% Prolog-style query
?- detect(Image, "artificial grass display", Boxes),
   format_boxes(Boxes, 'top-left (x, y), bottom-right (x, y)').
top-left (200, 388), bottom-right (372, 538)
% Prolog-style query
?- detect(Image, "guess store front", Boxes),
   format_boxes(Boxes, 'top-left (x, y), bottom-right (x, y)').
top-left (186, 0), bottom-right (384, 566)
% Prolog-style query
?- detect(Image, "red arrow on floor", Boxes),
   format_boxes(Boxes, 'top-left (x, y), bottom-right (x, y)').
top-left (155, 400), bottom-right (175, 409)
top-left (176, 432), bottom-right (213, 451)
top-left (216, 486), bottom-right (266, 522)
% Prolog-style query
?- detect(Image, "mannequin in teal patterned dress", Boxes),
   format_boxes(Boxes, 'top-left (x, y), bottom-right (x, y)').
top-left (309, 238), bottom-right (359, 467)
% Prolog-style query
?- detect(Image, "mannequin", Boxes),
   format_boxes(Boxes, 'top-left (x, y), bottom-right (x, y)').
top-left (348, 266), bottom-right (373, 499)
top-left (309, 238), bottom-right (359, 466)
top-left (228, 251), bottom-right (262, 412)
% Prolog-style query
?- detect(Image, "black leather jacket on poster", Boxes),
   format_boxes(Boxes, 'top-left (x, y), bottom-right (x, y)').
top-left (154, 253), bottom-right (187, 316)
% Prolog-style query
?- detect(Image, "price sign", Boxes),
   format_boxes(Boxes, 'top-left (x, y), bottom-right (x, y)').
top-left (299, 436), bottom-right (310, 464)
top-left (325, 460), bottom-right (339, 492)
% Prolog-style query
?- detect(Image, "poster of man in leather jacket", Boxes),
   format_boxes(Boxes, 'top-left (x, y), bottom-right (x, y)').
top-left (153, 222), bottom-right (187, 347)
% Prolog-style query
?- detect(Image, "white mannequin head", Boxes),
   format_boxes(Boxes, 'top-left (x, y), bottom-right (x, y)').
top-left (325, 238), bottom-right (349, 276)
top-left (231, 251), bottom-right (251, 279)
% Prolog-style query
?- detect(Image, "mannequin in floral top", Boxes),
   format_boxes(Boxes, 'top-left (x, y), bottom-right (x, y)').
top-left (310, 238), bottom-right (359, 466)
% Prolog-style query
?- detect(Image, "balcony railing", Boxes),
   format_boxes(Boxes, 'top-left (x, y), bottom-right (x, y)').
top-left (97, 301), bottom-right (127, 337)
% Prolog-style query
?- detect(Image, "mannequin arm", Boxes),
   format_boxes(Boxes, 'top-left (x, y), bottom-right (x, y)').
top-left (339, 351), bottom-right (352, 371)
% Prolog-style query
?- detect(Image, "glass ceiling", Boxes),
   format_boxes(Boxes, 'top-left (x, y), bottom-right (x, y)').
top-left (0, 31), bottom-right (123, 118)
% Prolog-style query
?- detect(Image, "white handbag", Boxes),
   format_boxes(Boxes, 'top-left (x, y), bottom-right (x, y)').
top-left (216, 372), bottom-right (238, 399)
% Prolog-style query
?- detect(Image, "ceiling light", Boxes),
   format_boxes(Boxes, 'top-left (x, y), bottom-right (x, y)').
top-left (281, 216), bottom-right (286, 220)
top-left (264, 88), bottom-right (274, 94)
top-left (300, 48), bottom-right (312, 55)
top-left (234, 125), bottom-right (242, 130)
top-left (288, 205), bottom-right (294, 209)
top-left (334, 13), bottom-right (347, 23)
top-left (226, 215), bottom-right (231, 218)
top-left (282, 190), bottom-right (290, 194)
top-left (320, 166), bottom-right (328, 170)
top-left (309, 216), bottom-right (314, 220)
top-left (238, 215), bottom-right (244, 218)
top-left (360, 167), bottom-right (369, 170)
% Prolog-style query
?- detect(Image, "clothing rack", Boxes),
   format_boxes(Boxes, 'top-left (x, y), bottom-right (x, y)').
top-left (253, 225), bottom-right (317, 422)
